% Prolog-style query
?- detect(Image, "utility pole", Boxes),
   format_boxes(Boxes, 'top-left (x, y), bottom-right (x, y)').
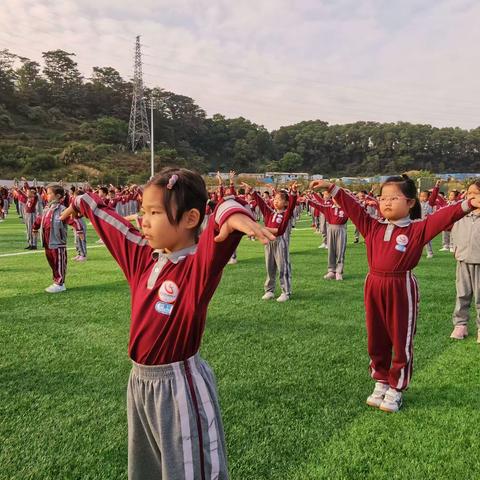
top-left (150, 97), bottom-right (154, 179)
top-left (127, 36), bottom-right (150, 152)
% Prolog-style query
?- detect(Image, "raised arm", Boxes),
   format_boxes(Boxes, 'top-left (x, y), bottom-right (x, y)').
top-left (62, 192), bottom-right (150, 281)
top-left (420, 198), bottom-right (476, 244)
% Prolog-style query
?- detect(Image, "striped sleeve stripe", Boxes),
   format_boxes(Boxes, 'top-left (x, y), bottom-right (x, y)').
top-left (189, 359), bottom-right (220, 480)
top-left (172, 363), bottom-right (195, 480)
top-left (79, 194), bottom-right (147, 246)
top-left (215, 199), bottom-right (254, 226)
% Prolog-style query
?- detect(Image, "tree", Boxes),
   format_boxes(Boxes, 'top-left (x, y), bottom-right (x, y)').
top-left (278, 152), bottom-right (303, 172)
top-left (0, 49), bottom-right (17, 108)
top-left (42, 50), bottom-right (83, 113)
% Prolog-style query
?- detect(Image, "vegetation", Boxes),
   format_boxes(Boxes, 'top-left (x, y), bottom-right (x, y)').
top-left (1, 48), bottom-right (480, 182)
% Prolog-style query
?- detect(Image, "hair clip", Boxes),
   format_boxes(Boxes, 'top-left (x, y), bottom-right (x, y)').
top-left (167, 174), bottom-right (178, 190)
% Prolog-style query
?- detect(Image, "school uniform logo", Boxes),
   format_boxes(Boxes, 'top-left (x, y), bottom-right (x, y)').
top-left (155, 280), bottom-right (179, 316)
top-left (395, 234), bottom-right (409, 252)
top-left (158, 280), bottom-right (179, 303)
top-left (275, 214), bottom-right (283, 224)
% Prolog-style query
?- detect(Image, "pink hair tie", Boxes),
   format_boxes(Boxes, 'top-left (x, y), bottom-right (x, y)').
top-left (166, 174), bottom-right (178, 190)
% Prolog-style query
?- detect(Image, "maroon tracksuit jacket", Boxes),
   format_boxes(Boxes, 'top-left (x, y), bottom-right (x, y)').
top-left (329, 184), bottom-right (473, 390)
top-left (73, 192), bottom-right (253, 365)
top-left (253, 191), bottom-right (297, 237)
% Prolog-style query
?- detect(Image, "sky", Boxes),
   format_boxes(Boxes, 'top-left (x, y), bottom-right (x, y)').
top-left (1, 0), bottom-right (479, 131)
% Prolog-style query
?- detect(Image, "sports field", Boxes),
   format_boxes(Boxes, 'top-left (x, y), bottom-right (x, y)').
top-left (1, 209), bottom-right (479, 480)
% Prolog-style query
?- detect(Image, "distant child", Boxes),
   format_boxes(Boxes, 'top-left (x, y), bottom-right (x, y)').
top-left (438, 190), bottom-right (459, 252)
top-left (61, 167), bottom-right (274, 479)
top-left (307, 192), bottom-right (349, 280)
top-left (33, 184), bottom-right (83, 293)
top-left (15, 185), bottom-right (39, 249)
top-left (72, 189), bottom-right (88, 261)
top-left (449, 179), bottom-right (480, 343)
top-left (418, 180), bottom-right (441, 259)
top-left (243, 181), bottom-right (298, 302)
top-left (310, 174), bottom-right (479, 412)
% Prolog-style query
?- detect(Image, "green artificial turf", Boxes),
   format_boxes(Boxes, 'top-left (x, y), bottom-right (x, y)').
top-left (1, 209), bottom-right (479, 479)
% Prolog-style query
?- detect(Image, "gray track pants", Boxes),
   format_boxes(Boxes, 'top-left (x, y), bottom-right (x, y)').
top-left (128, 354), bottom-right (229, 480)
top-left (264, 235), bottom-right (292, 295)
top-left (75, 218), bottom-right (87, 257)
top-left (327, 224), bottom-right (347, 274)
top-left (452, 261), bottom-right (480, 328)
top-left (25, 212), bottom-right (37, 247)
top-left (319, 215), bottom-right (328, 244)
top-left (442, 231), bottom-right (452, 248)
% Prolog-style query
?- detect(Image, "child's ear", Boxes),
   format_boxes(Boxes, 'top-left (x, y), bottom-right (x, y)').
top-left (407, 199), bottom-right (416, 209)
top-left (183, 208), bottom-right (201, 230)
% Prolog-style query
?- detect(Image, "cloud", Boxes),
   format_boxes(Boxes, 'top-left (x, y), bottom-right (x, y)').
top-left (0, 0), bottom-right (479, 130)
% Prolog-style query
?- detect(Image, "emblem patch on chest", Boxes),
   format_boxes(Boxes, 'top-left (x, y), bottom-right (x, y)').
top-left (395, 234), bottom-right (409, 252)
top-left (155, 280), bottom-right (179, 316)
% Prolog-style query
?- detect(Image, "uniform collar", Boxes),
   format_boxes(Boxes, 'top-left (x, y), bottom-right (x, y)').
top-left (380, 215), bottom-right (411, 227)
top-left (152, 244), bottom-right (197, 263)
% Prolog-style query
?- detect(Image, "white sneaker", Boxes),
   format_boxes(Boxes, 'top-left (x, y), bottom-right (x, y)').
top-left (319, 243), bottom-right (327, 249)
top-left (228, 257), bottom-right (238, 265)
top-left (96, 239), bottom-right (104, 245)
top-left (323, 272), bottom-right (336, 280)
top-left (439, 247), bottom-right (449, 252)
top-left (335, 273), bottom-right (343, 281)
top-left (45, 283), bottom-right (66, 293)
top-left (262, 292), bottom-right (275, 300)
top-left (426, 253), bottom-right (433, 259)
top-left (449, 247), bottom-right (455, 253)
top-left (76, 256), bottom-right (87, 262)
top-left (379, 387), bottom-right (403, 413)
top-left (276, 293), bottom-right (290, 302)
top-left (366, 382), bottom-right (389, 408)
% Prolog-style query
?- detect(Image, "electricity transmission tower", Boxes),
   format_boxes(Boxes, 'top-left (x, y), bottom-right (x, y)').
top-left (128, 36), bottom-right (150, 152)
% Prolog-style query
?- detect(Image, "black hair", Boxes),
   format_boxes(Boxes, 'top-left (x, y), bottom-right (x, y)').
top-left (146, 167), bottom-right (208, 237)
top-left (468, 179), bottom-right (480, 190)
top-left (47, 184), bottom-right (65, 199)
top-left (275, 190), bottom-right (289, 202)
top-left (379, 174), bottom-right (421, 220)
top-left (99, 186), bottom-right (109, 195)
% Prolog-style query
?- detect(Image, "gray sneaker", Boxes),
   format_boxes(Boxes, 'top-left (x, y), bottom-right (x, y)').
top-left (379, 387), bottom-right (403, 413)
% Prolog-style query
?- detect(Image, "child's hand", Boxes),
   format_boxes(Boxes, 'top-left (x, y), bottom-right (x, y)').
top-left (229, 170), bottom-right (236, 181)
top-left (77, 232), bottom-right (85, 240)
top-left (309, 180), bottom-right (332, 190)
top-left (435, 179), bottom-right (442, 187)
top-left (240, 182), bottom-right (252, 192)
top-left (214, 213), bottom-right (276, 244)
top-left (33, 231), bottom-right (38, 238)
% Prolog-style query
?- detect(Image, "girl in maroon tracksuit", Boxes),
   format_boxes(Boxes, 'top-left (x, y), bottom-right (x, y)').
top-left (33, 185), bottom-right (82, 293)
top-left (311, 175), bottom-right (480, 412)
top-left (61, 168), bottom-right (274, 480)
